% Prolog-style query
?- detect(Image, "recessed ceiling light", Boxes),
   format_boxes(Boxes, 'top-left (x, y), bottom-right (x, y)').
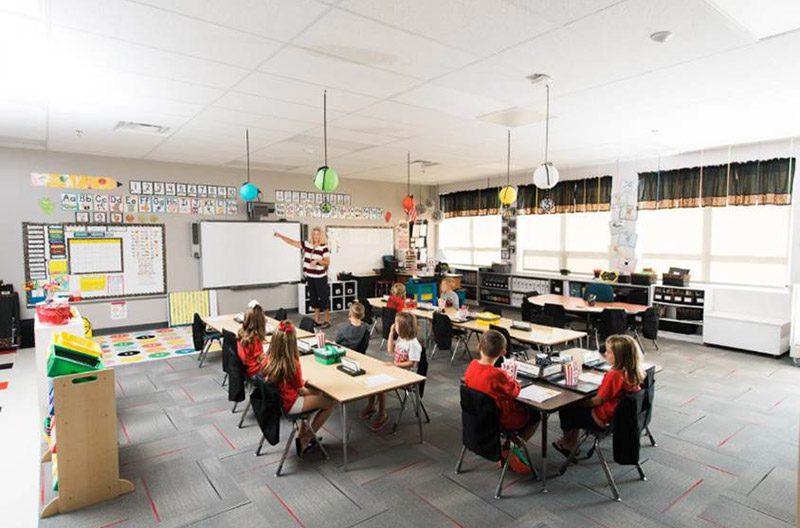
top-left (114, 121), bottom-right (171, 136)
top-left (526, 73), bottom-right (551, 85)
top-left (649, 31), bottom-right (673, 43)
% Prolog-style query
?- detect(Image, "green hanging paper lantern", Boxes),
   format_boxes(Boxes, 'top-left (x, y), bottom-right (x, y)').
top-left (314, 166), bottom-right (339, 192)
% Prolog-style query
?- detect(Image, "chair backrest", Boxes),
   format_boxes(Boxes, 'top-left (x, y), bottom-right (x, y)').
top-left (221, 329), bottom-right (238, 374)
top-left (431, 311), bottom-right (454, 350)
top-left (520, 291), bottom-right (540, 322)
top-left (273, 308), bottom-right (287, 321)
top-left (584, 282), bottom-right (614, 303)
top-left (530, 313), bottom-right (555, 327)
top-left (359, 297), bottom-right (374, 324)
top-left (380, 267), bottom-right (396, 281)
top-left (543, 303), bottom-right (567, 328)
top-left (489, 324), bottom-right (513, 351)
top-left (249, 375), bottom-right (283, 445)
top-left (599, 309), bottom-right (627, 340)
top-left (191, 313), bottom-right (205, 351)
top-left (227, 344), bottom-right (247, 403)
top-left (641, 307), bottom-right (659, 339)
top-left (381, 308), bottom-right (397, 339)
top-left (459, 384), bottom-right (501, 462)
top-left (417, 343), bottom-right (428, 397)
top-left (641, 366), bottom-right (655, 428)
top-left (299, 316), bottom-right (316, 333)
top-left (611, 389), bottom-right (645, 465)
top-left (354, 327), bottom-right (371, 354)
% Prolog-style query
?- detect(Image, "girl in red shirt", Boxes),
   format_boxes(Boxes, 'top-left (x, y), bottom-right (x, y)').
top-left (237, 301), bottom-right (267, 379)
top-left (553, 334), bottom-right (644, 457)
top-left (386, 282), bottom-right (406, 313)
top-left (264, 320), bottom-right (334, 456)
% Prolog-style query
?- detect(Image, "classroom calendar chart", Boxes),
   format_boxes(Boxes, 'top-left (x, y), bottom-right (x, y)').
top-left (22, 223), bottom-right (167, 304)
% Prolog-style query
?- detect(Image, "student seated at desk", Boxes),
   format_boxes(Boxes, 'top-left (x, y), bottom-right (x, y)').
top-left (360, 312), bottom-right (421, 431)
top-left (386, 282), bottom-right (406, 312)
top-left (464, 330), bottom-right (540, 441)
top-left (264, 321), bottom-right (335, 456)
top-left (438, 277), bottom-right (460, 309)
top-left (552, 335), bottom-right (643, 458)
top-left (335, 301), bottom-right (368, 351)
top-left (237, 300), bottom-right (267, 379)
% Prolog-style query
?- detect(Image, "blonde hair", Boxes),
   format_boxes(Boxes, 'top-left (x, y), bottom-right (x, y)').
top-left (395, 312), bottom-right (417, 340)
top-left (263, 323), bottom-right (299, 383)
top-left (310, 226), bottom-right (327, 245)
top-left (390, 282), bottom-right (406, 298)
top-left (441, 277), bottom-right (455, 291)
top-left (348, 301), bottom-right (365, 320)
top-left (238, 304), bottom-right (266, 346)
top-left (605, 335), bottom-right (645, 386)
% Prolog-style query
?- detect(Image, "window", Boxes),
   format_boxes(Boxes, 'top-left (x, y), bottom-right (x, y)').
top-left (637, 205), bottom-right (790, 286)
top-left (517, 211), bottom-right (610, 273)
top-left (438, 215), bottom-right (501, 266)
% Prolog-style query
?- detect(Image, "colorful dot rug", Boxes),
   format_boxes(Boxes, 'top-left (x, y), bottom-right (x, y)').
top-left (94, 326), bottom-right (220, 367)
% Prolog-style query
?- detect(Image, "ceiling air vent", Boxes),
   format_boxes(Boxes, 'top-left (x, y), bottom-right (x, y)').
top-left (114, 121), bottom-right (171, 136)
top-left (411, 160), bottom-right (439, 169)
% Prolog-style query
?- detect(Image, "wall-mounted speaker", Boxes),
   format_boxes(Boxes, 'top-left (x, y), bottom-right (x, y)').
top-left (191, 223), bottom-right (201, 259)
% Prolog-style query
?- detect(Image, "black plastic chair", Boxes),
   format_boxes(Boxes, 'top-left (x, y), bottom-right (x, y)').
top-left (430, 311), bottom-right (468, 365)
top-left (359, 297), bottom-right (378, 336)
top-left (521, 291), bottom-right (541, 323)
top-left (490, 324), bottom-right (529, 361)
top-left (641, 366), bottom-right (657, 446)
top-left (558, 371), bottom-right (653, 501)
top-left (379, 307), bottom-right (397, 351)
top-left (220, 329), bottom-right (238, 387)
top-left (353, 327), bottom-right (371, 354)
top-left (391, 343), bottom-right (430, 433)
top-left (595, 308), bottom-right (627, 349)
top-left (299, 316), bottom-right (316, 333)
top-left (273, 308), bottom-right (287, 321)
top-left (543, 303), bottom-right (568, 329)
top-left (633, 307), bottom-right (659, 351)
top-left (192, 313), bottom-right (223, 368)
top-left (455, 385), bottom-right (538, 499)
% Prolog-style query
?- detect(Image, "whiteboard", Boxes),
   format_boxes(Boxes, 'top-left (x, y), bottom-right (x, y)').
top-left (200, 221), bottom-right (302, 288)
top-left (327, 226), bottom-right (394, 277)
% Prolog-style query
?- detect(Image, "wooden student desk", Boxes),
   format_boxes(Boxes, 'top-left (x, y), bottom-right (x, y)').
top-left (529, 294), bottom-right (649, 315)
top-left (367, 298), bottom-right (588, 352)
top-left (203, 313), bottom-right (425, 471)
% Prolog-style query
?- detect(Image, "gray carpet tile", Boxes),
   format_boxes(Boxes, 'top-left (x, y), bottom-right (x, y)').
top-left (39, 311), bottom-right (799, 527)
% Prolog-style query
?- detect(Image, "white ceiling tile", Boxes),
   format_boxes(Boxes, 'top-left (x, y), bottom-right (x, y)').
top-left (51, 27), bottom-right (248, 90)
top-left (0, 0), bottom-right (40, 17)
top-left (193, 107), bottom-right (314, 134)
top-left (235, 72), bottom-right (378, 112)
top-left (213, 91), bottom-right (343, 124)
top-left (337, 0), bottom-right (558, 56)
top-left (259, 46), bottom-right (419, 98)
top-left (392, 84), bottom-right (509, 119)
top-left (47, 125), bottom-right (166, 158)
top-left (0, 14), bottom-right (48, 105)
top-left (145, 138), bottom-right (244, 165)
top-left (132, 0), bottom-right (330, 41)
top-left (706, 0), bottom-right (800, 39)
top-left (50, 0), bottom-right (284, 68)
top-left (355, 101), bottom-right (470, 130)
top-left (0, 101), bottom-right (47, 142)
top-left (327, 114), bottom-right (418, 139)
top-left (293, 8), bottom-right (476, 79)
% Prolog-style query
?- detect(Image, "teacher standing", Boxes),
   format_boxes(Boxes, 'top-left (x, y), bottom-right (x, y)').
top-left (274, 226), bottom-right (331, 328)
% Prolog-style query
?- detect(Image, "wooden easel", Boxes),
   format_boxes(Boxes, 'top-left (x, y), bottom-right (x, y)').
top-left (40, 369), bottom-right (134, 519)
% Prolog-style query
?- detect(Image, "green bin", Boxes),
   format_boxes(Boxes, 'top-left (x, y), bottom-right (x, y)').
top-left (313, 344), bottom-right (346, 365)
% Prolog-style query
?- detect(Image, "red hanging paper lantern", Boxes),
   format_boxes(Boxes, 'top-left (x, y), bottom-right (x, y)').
top-left (383, 210), bottom-right (392, 223)
top-left (402, 194), bottom-right (415, 214)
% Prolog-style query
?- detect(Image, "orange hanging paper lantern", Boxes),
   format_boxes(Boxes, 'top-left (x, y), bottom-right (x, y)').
top-left (402, 194), bottom-right (415, 214)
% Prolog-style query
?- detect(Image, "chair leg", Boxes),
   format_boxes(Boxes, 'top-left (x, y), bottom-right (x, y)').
top-left (559, 432), bottom-right (589, 475)
top-left (595, 440), bottom-right (621, 501)
top-left (231, 401), bottom-right (239, 413)
top-left (430, 344), bottom-right (438, 360)
top-left (633, 329), bottom-right (645, 353)
top-left (255, 435), bottom-right (267, 456)
top-left (455, 445), bottom-right (467, 474)
top-left (276, 425), bottom-right (297, 476)
top-left (379, 338), bottom-right (386, 351)
top-left (221, 372), bottom-right (228, 387)
top-left (302, 418), bottom-right (330, 460)
top-left (391, 390), bottom-right (409, 434)
top-left (652, 338), bottom-right (659, 350)
top-left (594, 329), bottom-right (600, 351)
top-left (419, 400), bottom-right (431, 423)
top-left (494, 455), bottom-right (512, 499)
top-left (198, 340), bottom-right (210, 368)
top-left (516, 437), bottom-right (539, 481)
top-left (645, 426), bottom-right (657, 447)
top-left (238, 399), bottom-right (252, 428)
top-left (449, 341), bottom-right (460, 366)
top-left (636, 463), bottom-right (647, 481)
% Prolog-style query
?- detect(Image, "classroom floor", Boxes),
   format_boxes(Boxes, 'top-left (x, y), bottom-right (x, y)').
top-left (7, 312), bottom-right (800, 528)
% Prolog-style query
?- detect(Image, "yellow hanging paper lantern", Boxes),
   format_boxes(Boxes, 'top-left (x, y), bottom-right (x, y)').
top-left (498, 185), bottom-right (517, 205)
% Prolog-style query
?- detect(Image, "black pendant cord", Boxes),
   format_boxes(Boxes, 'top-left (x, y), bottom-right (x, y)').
top-left (506, 129), bottom-right (511, 186)
top-left (544, 83), bottom-right (550, 165)
top-left (323, 90), bottom-right (328, 167)
top-left (246, 128), bottom-right (250, 183)
top-left (407, 151), bottom-right (411, 195)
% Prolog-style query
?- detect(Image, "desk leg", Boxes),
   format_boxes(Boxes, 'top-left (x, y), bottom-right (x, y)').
top-left (414, 384), bottom-right (423, 444)
top-left (541, 411), bottom-right (549, 493)
top-left (341, 403), bottom-right (349, 471)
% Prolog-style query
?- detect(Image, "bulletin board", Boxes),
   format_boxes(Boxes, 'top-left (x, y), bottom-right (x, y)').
top-left (22, 223), bottom-right (167, 305)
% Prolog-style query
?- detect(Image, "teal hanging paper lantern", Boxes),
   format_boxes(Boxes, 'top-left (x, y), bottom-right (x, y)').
top-left (314, 166), bottom-right (339, 192)
top-left (239, 182), bottom-right (259, 201)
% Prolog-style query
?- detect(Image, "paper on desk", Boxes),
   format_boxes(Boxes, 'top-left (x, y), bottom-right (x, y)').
top-left (578, 372), bottom-right (605, 385)
top-left (364, 374), bottom-right (398, 387)
top-left (519, 384), bottom-right (560, 403)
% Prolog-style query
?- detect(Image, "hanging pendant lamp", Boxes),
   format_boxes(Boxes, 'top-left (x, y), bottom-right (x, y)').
top-left (314, 90), bottom-right (339, 193)
top-left (532, 82), bottom-right (559, 190)
top-left (498, 129), bottom-right (517, 205)
top-left (402, 152), bottom-right (415, 215)
top-left (239, 129), bottom-right (260, 202)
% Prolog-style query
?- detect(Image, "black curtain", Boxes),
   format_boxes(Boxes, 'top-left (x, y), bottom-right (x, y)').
top-left (516, 175), bottom-right (611, 215)
top-left (729, 158), bottom-right (794, 206)
top-left (439, 187), bottom-right (501, 218)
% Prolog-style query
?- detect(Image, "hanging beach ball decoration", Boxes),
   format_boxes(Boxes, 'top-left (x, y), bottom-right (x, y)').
top-left (314, 166), bottom-right (339, 192)
top-left (239, 182), bottom-right (260, 201)
top-left (498, 185), bottom-right (517, 205)
top-left (402, 195), bottom-right (415, 215)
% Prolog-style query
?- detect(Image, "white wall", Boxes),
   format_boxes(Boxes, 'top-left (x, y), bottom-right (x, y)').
top-left (0, 147), bottom-right (434, 329)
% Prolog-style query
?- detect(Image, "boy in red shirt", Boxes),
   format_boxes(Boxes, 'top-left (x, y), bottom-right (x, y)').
top-left (386, 282), bottom-right (406, 312)
top-left (464, 330), bottom-right (540, 440)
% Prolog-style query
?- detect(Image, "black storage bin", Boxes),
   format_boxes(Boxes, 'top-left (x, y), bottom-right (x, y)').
top-left (331, 283), bottom-right (344, 296)
top-left (332, 298), bottom-right (344, 311)
top-left (344, 295), bottom-right (356, 308)
top-left (344, 282), bottom-right (356, 296)
top-left (659, 320), bottom-right (698, 334)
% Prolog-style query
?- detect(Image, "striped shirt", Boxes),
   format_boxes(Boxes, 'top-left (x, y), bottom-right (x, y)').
top-left (302, 241), bottom-right (330, 278)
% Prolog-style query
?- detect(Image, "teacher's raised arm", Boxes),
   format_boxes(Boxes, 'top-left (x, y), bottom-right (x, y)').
top-left (276, 226), bottom-right (332, 328)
